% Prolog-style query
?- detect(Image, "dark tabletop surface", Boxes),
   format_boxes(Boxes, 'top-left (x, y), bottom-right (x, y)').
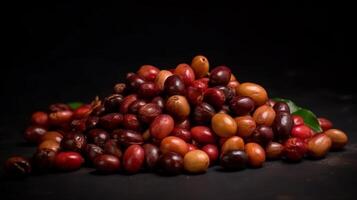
top-left (2, 2), bottom-right (356, 200)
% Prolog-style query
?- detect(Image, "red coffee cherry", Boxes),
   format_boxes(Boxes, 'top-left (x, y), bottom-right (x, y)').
top-left (31, 111), bottom-right (49, 127)
top-left (123, 144), bottom-right (145, 173)
top-left (54, 152), bottom-right (84, 171)
top-left (150, 114), bottom-right (174, 140)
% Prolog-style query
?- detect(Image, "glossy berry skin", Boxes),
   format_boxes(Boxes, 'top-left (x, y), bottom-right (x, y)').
top-left (220, 150), bottom-right (248, 170)
top-left (318, 117), bottom-right (333, 131)
top-left (273, 102), bottom-right (290, 113)
top-left (123, 114), bottom-right (141, 131)
top-left (283, 138), bottom-right (307, 162)
top-left (253, 105), bottom-right (276, 126)
top-left (174, 63), bottom-right (195, 86)
top-left (164, 75), bottom-right (186, 96)
top-left (112, 129), bottom-right (144, 147)
top-left (24, 126), bottom-right (47, 144)
top-left (70, 119), bottom-right (87, 132)
top-left (143, 144), bottom-right (160, 169)
top-left (209, 66), bottom-right (231, 86)
top-left (40, 131), bottom-right (63, 143)
top-left (236, 82), bottom-right (268, 106)
top-left (186, 85), bottom-right (204, 105)
top-left (159, 152), bottom-right (184, 175)
top-left (99, 113), bottom-right (123, 130)
top-left (227, 81), bottom-right (239, 89)
top-left (245, 143), bottom-right (266, 168)
top-left (31, 111), bottom-right (49, 127)
top-left (61, 132), bottom-right (87, 152)
top-left (138, 103), bottom-right (162, 124)
top-left (94, 154), bottom-right (120, 173)
top-left (324, 129), bottom-right (348, 150)
top-left (235, 116), bottom-right (256, 138)
top-left (191, 126), bottom-right (216, 145)
top-left (307, 134), bottom-right (332, 159)
top-left (120, 94), bottom-right (138, 114)
top-left (151, 97), bottom-right (165, 109)
top-left (87, 129), bottom-right (110, 148)
top-left (86, 116), bottom-right (99, 130)
top-left (292, 115), bottom-right (304, 126)
top-left (4, 156), bottom-right (32, 177)
top-left (137, 65), bottom-right (160, 81)
top-left (191, 79), bottom-right (209, 91)
top-left (49, 110), bottom-right (73, 125)
top-left (54, 152), bottom-right (84, 171)
top-left (174, 119), bottom-right (191, 130)
top-left (73, 104), bottom-right (92, 119)
top-left (229, 96), bottom-right (255, 116)
top-left (160, 136), bottom-right (189, 156)
top-left (150, 114), bottom-right (175, 140)
top-left (291, 125), bottom-right (313, 140)
top-left (129, 100), bottom-right (147, 114)
top-left (211, 113), bottom-right (237, 138)
top-left (103, 140), bottom-right (122, 158)
top-left (165, 95), bottom-right (191, 119)
top-left (265, 142), bottom-right (284, 160)
top-left (123, 145), bottom-right (145, 173)
top-left (203, 88), bottom-right (226, 110)
top-left (38, 140), bottom-right (60, 152)
top-left (273, 112), bottom-right (293, 140)
top-left (155, 70), bottom-right (173, 91)
top-left (215, 86), bottom-right (235, 102)
top-left (138, 83), bottom-right (160, 98)
top-left (183, 150), bottom-right (210, 173)
top-left (191, 55), bottom-right (209, 78)
top-left (249, 125), bottom-right (274, 146)
top-left (193, 103), bottom-right (216, 125)
top-left (171, 128), bottom-right (192, 143)
top-left (32, 149), bottom-right (57, 171)
top-left (127, 75), bottom-right (146, 91)
top-left (201, 144), bottom-right (219, 164)
top-left (187, 143), bottom-right (198, 151)
top-left (85, 144), bottom-right (104, 162)
top-left (221, 136), bottom-right (245, 154)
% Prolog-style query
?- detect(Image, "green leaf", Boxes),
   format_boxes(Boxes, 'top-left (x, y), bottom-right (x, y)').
top-left (271, 98), bottom-right (300, 113)
top-left (293, 108), bottom-right (323, 133)
top-left (68, 102), bottom-right (83, 110)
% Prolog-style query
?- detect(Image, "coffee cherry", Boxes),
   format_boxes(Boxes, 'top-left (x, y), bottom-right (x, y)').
top-left (164, 75), bottom-right (186, 96)
top-left (31, 111), bottom-right (49, 127)
top-left (159, 152), bottom-right (184, 175)
top-left (209, 66), bottom-right (231, 86)
top-left (191, 55), bottom-right (209, 78)
top-left (283, 138), bottom-right (307, 162)
top-left (54, 152), bottom-right (84, 171)
top-left (229, 96), bottom-right (255, 116)
top-left (94, 154), bottom-right (120, 173)
top-left (4, 156), bottom-right (32, 177)
top-left (137, 65), bottom-right (160, 81)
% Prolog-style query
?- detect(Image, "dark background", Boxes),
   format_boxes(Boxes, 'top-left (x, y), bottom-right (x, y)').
top-left (1, 2), bottom-right (356, 200)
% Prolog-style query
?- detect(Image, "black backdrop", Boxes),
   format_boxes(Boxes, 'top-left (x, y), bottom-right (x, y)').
top-left (1, 2), bottom-right (357, 200)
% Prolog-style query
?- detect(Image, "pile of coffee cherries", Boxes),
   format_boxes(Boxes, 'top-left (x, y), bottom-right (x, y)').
top-left (4, 55), bottom-right (348, 177)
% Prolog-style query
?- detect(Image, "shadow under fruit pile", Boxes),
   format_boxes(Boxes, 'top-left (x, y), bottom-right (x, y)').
top-left (3, 55), bottom-right (349, 177)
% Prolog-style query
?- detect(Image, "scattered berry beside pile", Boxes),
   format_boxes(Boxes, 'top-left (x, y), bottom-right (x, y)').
top-left (4, 55), bottom-right (349, 177)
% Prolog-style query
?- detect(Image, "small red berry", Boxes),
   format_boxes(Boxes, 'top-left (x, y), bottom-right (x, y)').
top-left (291, 125), bottom-right (313, 139)
top-left (292, 115), bottom-right (304, 126)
